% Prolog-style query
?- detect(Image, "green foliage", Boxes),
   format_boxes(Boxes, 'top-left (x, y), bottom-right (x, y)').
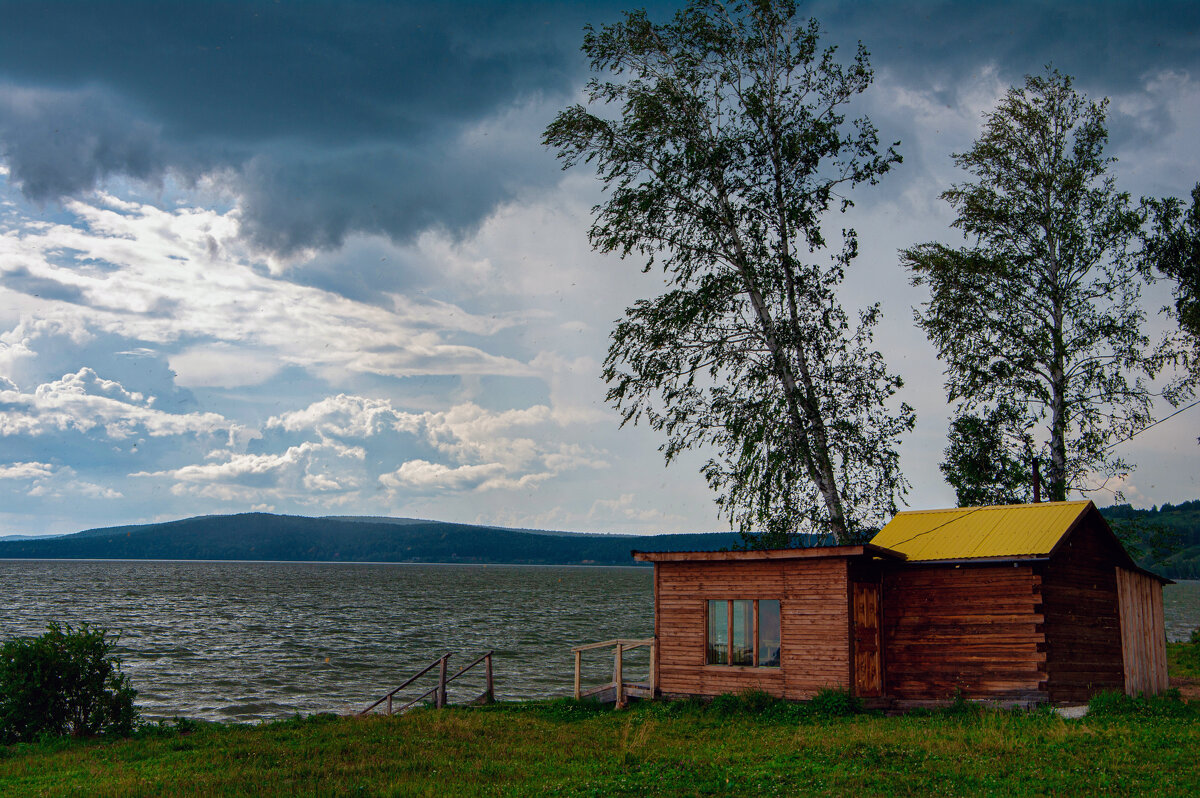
top-left (1143, 182), bottom-right (1200, 401)
top-left (1144, 183), bottom-right (1200, 343)
top-left (807, 687), bottom-right (864, 718)
top-left (1086, 689), bottom-right (1196, 719)
top-left (0, 623), bottom-right (138, 743)
top-left (1100, 500), bottom-right (1199, 577)
top-left (903, 68), bottom-right (1154, 503)
top-left (941, 406), bottom-right (1033, 507)
top-left (544, 0), bottom-right (912, 545)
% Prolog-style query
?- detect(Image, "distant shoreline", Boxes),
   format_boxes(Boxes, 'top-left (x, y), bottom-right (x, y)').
top-left (0, 557), bottom-right (651, 569)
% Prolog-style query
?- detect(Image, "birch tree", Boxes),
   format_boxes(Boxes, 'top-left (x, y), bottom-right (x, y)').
top-left (544, 0), bottom-right (912, 545)
top-left (903, 69), bottom-right (1152, 502)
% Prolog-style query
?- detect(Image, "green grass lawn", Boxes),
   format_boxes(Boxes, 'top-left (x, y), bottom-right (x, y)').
top-left (3, 695), bottom-right (1199, 797)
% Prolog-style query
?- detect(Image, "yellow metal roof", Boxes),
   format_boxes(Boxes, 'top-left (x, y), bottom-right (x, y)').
top-left (869, 501), bottom-right (1093, 561)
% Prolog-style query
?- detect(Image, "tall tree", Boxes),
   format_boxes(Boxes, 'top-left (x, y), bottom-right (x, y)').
top-left (903, 69), bottom-right (1153, 503)
top-left (544, 0), bottom-right (912, 545)
top-left (1144, 183), bottom-right (1200, 392)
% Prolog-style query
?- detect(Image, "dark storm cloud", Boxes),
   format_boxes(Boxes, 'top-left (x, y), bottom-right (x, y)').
top-left (0, 1), bottom-right (633, 254)
top-left (810, 0), bottom-right (1199, 92)
top-left (0, 86), bottom-right (166, 200)
top-left (0, 1), bottom-right (1195, 255)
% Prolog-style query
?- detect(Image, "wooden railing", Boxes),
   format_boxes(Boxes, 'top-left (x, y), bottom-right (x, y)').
top-left (359, 651), bottom-right (495, 716)
top-left (571, 638), bottom-right (655, 708)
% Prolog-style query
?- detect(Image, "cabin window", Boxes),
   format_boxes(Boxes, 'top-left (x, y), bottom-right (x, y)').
top-left (706, 599), bottom-right (781, 667)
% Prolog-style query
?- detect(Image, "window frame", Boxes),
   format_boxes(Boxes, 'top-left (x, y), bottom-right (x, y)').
top-left (705, 598), bottom-right (781, 668)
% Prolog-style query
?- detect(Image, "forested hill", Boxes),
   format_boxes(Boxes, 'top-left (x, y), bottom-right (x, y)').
top-left (1100, 500), bottom-right (1200, 580)
top-left (4, 504), bottom-right (1197, 574)
top-left (0, 514), bottom-right (741, 566)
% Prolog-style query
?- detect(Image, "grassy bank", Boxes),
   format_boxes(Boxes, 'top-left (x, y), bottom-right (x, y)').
top-left (3, 695), bottom-right (1199, 797)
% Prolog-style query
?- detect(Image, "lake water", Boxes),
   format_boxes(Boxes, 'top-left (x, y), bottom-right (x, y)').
top-left (1, 560), bottom-right (1198, 722)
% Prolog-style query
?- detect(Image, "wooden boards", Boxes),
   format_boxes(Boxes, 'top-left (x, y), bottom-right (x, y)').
top-left (1116, 567), bottom-right (1169, 696)
top-left (653, 558), bottom-right (851, 699)
top-left (852, 582), bottom-right (883, 698)
top-left (881, 564), bottom-right (1045, 701)
top-left (1040, 519), bottom-right (1125, 702)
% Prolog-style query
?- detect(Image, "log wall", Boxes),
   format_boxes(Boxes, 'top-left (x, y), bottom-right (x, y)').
top-left (881, 564), bottom-right (1046, 701)
top-left (654, 558), bottom-right (851, 699)
top-left (1040, 522), bottom-right (1125, 702)
top-left (1116, 567), bottom-right (1169, 696)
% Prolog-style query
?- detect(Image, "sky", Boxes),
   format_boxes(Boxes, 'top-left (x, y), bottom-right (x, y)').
top-left (0, 1), bottom-right (1198, 537)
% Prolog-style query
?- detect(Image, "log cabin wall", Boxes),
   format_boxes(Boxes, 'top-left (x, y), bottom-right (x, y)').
top-left (881, 563), bottom-right (1046, 702)
top-left (1039, 520), bottom-right (1125, 702)
top-left (654, 558), bottom-right (851, 699)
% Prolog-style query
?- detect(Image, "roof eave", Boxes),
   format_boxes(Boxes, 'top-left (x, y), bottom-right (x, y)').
top-left (631, 543), bottom-right (906, 563)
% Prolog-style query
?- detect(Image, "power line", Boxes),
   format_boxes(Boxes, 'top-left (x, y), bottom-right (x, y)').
top-left (1101, 396), bottom-right (1200, 454)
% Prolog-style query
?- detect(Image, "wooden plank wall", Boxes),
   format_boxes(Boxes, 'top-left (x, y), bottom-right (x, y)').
top-left (881, 564), bottom-right (1045, 701)
top-left (1116, 567), bottom-right (1169, 696)
top-left (1040, 522), bottom-right (1125, 702)
top-left (654, 558), bottom-right (850, 699)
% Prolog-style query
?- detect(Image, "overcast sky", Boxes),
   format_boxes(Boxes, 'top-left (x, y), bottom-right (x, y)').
top-left (1, 1), bottom-right (1197, 537)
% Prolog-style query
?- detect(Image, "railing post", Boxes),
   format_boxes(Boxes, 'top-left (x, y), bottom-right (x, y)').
top-left (387, 694), bottom-right (393, 715)
top-left (614, 642), bottom-right (625, 709)
top-left (649, 641), bottom-right (657, 698)
top-left (574, 649), bottom-right (582, 701)
top-left (437, 654), bottom-right (449, 709)
top-left (484, 652), bottom-right (494, 704)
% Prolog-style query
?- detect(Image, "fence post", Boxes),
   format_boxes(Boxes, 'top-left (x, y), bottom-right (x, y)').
top-left (387, 694), bottom-right (393, 715)
top-left (649, 641), bottom-right (657, 698)
top-left (614, 642), bottom-right (625, 709)
top-left (484, 652), bottom-right (494, 704)
top-left (574, 650), bottom-right (582, 700)
top-left (437, 654), bottom-right (449, 709)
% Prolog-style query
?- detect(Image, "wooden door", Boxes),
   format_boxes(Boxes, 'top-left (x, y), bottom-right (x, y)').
top-left (852, 582), bottom-right (883, 698)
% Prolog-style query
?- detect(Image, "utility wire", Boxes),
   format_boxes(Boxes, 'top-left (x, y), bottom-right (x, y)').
top-left (886, 506), bottom-right (985, 550)
top-left (1100, 396), bottom-right (1200, 454)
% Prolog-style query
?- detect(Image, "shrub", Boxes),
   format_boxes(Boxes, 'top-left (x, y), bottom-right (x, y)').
top-left (1086, 688), bottom-right (1195, 719)
top-left (0, 623), bottom-right (138, 743)
top-left (808, 687), bottom-right (863, 718)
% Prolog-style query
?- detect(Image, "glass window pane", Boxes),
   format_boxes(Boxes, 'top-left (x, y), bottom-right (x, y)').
top-left (758, 599), bottom-right (780, 667)
top-left (731, 600), bottom-right (754, 666)
top-left (706, 600), bottom-right (728, 665)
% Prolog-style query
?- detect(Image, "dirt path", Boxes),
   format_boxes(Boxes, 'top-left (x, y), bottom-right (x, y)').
top-left (1170, 676), bottom-right (1200, 701)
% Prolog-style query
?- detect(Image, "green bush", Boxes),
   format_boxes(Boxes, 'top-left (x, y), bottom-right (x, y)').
top-left (0, 623), bottom-right (138, 743)
top-left (808, 687), bottom-right (863, 718)
top-left (1086, 688), bottom-right (1195, 719)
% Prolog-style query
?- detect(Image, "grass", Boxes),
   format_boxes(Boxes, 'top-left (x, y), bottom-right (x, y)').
top-left (2, 693), bottom-right (1199, 797)
top-left (1168, 638), bottom-right (1200, 682)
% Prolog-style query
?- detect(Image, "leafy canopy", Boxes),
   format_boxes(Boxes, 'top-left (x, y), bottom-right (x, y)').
top-left (1143, 182), bottom-right (1200, 395)
top-left (903, 68), bottom-right (1153, 503)
top-left (544, 0), bottom-right (911, 544)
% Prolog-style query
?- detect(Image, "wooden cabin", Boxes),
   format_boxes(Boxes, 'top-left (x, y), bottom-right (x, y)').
top-left (632, 501), bottom-right (1171, 706)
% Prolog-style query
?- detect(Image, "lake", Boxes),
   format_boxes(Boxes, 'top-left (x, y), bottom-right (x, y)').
top-left (1, 560), bottom-right (1197, 722)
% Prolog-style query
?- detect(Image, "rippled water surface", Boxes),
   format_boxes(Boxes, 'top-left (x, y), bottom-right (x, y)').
top-left (1, 560), bottom-right (654, 722)
top-left (2, 562), bottom-right (1197, 722)
top-left (1165, 579), bottom-right (1200, 642)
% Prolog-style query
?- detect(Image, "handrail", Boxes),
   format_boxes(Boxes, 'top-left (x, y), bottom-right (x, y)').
top-left (572, 638), bottom-right (656, 707)
top-left (359, 654), bottom-right (450, 715)
top-left (571, 637), bottom-right (654, 653)
top-left (359, 650), bottom-right (495, 716)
